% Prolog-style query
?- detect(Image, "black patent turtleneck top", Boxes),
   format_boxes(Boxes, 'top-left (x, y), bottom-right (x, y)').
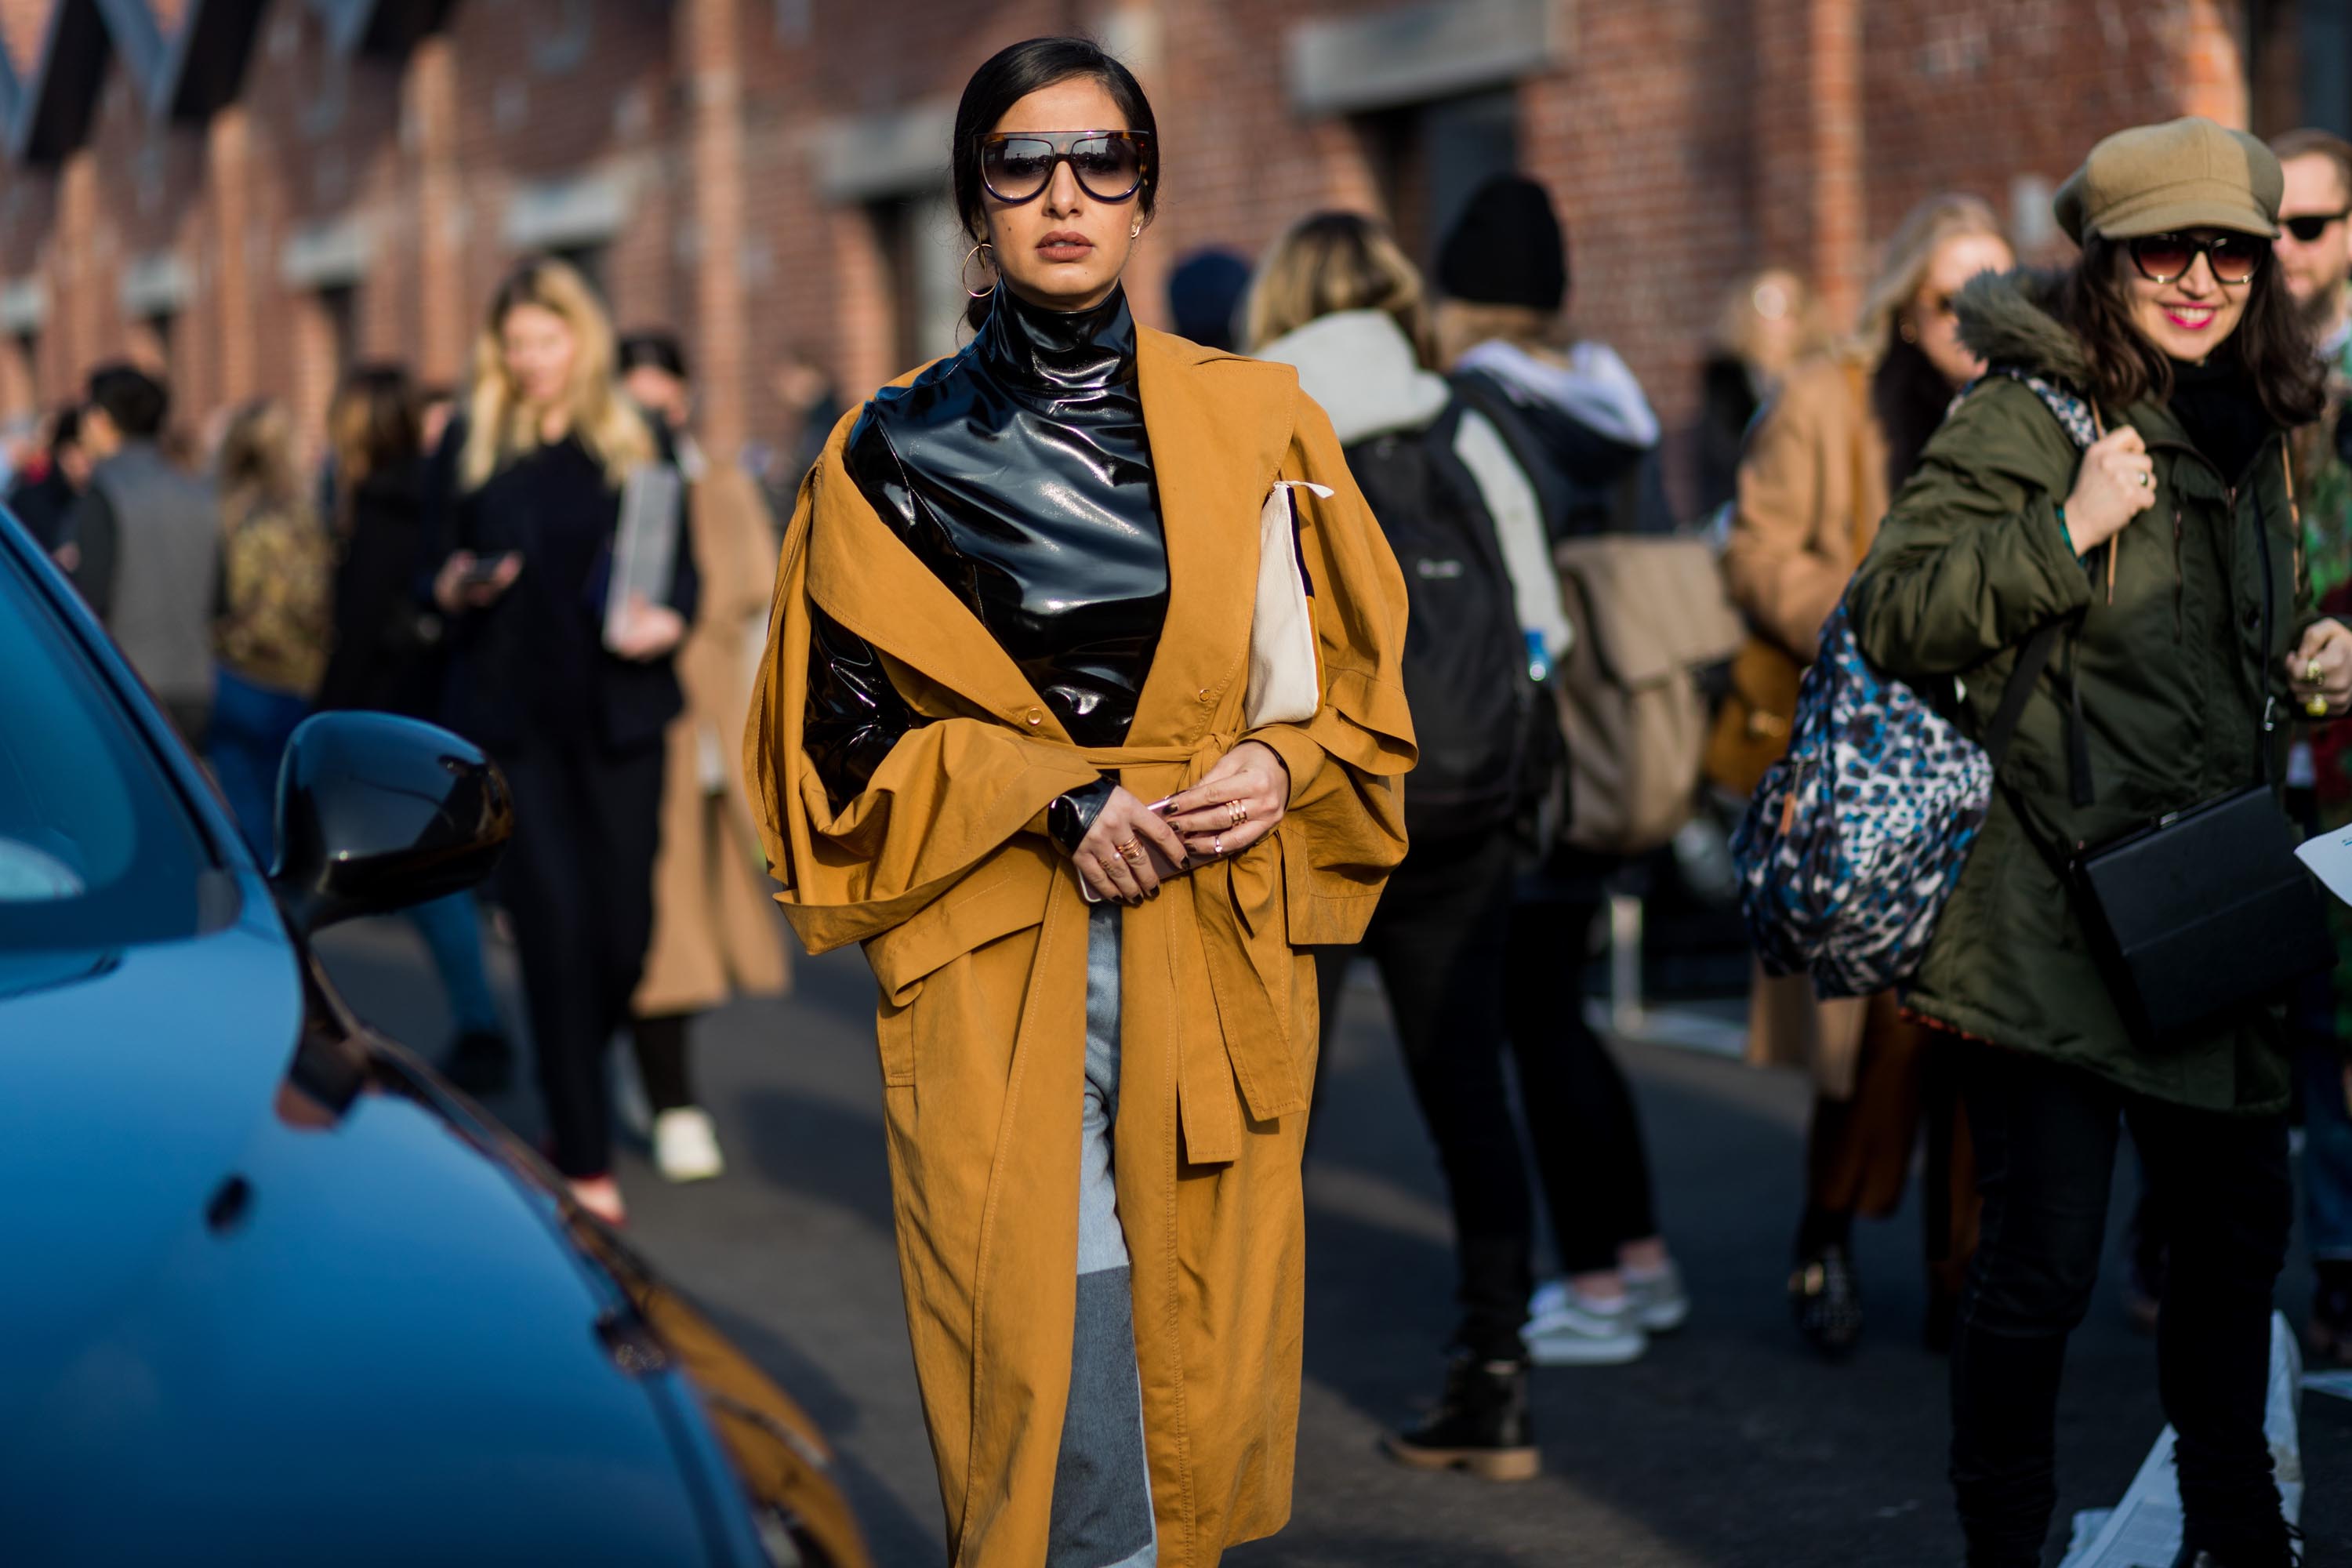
top-left (804, 285), bottom-right (1167, 844)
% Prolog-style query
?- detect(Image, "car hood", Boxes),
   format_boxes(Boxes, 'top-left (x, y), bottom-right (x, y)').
top-left (0, 908), bottom-right (724, 1563)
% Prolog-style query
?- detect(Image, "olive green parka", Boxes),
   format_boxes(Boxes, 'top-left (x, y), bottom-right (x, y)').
top-left (1848, 269), bottom-right (2311, 1112)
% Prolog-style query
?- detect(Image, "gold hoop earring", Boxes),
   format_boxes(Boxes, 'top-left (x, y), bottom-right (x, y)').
top-left (962, 241), bottom-right (996, 300)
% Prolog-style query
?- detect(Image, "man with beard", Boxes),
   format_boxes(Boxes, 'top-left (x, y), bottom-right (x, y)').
top-left (2269, 127), bottom-right (2352, 1370)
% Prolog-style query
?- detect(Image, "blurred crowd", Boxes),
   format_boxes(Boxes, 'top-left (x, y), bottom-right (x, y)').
top-left (12, 101), bottom-right (2352, 1568)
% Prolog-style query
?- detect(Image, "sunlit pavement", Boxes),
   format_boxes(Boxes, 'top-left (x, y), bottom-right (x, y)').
top-left (316, 915), bottom-right (2349, 1567)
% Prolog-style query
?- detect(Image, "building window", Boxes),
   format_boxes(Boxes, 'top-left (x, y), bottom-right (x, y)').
top-left (319, 285), bottom-right (359, 383)
top-left (130, 313), bottom-right (176, 387)
top-left (1357, 88), bottom-right (1521, 267)
top-left (866, 189), bottom-right (964, 371)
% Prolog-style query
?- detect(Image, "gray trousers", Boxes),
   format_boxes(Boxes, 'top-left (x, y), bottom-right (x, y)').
top-left (1047, 902), bottom-right (1157, 1568)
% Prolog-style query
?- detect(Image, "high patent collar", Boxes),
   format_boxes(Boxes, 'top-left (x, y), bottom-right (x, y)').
top-left (978, 283), bottom-right (1136, 398)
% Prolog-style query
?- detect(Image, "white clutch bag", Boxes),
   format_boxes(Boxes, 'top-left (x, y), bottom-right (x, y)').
top-left (1244, 481), bottom-right (1330, 729)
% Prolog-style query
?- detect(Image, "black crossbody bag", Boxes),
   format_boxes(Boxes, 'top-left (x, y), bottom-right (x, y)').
top-left (2063, 448), bottom-right (2332, 1047)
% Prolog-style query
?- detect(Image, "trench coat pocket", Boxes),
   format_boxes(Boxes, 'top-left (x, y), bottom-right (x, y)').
top-left (864, 870), bottom-right (1051, 1009)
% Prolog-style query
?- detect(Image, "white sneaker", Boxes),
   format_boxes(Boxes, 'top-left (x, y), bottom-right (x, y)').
top-left (1526, 1279), bottom-right (1648, 1367)
top-left (652, 1107), bottom-right (726, 1183)
top-left (1623, 1261), bottom-right (1691, 1334)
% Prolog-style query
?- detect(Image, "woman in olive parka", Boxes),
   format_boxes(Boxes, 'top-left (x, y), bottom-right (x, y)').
top-left (1849, 119), bottom-right (2351, 1568)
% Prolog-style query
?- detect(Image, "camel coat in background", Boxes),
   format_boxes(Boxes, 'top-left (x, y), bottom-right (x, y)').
top-left (744, 328), bottom-right (1414, 1568)
top-left (1722, 357), bottom-right (1890, 1100)
top-left (634, 458), bottom-right (791, 1017)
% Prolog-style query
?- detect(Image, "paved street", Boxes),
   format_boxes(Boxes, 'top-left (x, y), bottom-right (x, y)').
top-left (316, 914), bottom-right (2349, 1567)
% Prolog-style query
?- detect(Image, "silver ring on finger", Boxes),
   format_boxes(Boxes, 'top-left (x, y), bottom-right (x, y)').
top-left (2137, 470), bottom-right (2151, 488)
top-left (1211, 833), bottom-right (1224, 857)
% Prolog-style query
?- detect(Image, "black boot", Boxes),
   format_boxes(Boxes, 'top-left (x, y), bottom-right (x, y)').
top-left (2171, 1519), bottom-right (2303, 1566)
top-left (441, 1029), bottom-right (514, 1094)
top-left (1380, 1352), bottom-right (1538, 1482)
top-left (1790, 1242), bottom-right (1863, 1357)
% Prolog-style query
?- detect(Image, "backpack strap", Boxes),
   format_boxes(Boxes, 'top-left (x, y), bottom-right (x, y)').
top-left (1962, 366), bottom-right (2100, 806)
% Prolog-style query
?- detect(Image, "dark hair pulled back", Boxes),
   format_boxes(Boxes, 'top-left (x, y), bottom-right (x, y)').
top-left (2057, 235), bottom-right (2326, 431)
top-left (951, 37), bottom-right (1159, 327)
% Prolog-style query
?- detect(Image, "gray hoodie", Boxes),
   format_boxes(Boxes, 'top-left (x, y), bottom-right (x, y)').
top-left (1256, 310), bottom-right (1571, 660)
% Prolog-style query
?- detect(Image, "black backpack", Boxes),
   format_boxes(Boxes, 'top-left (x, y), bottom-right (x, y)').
top-left (1343, 401), bottom-right (1552, 840)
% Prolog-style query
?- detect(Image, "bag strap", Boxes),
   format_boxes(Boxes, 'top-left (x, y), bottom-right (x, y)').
top-left (1980, 619), bottom-right (2064, 769)
top-left (1965, 368), bottom-right (2103, 801)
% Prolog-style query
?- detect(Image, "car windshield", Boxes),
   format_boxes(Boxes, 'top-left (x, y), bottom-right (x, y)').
top-left (0, 543), bottom-right (216, 952)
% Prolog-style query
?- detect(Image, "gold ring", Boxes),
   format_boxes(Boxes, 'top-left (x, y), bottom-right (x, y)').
top-left (2309, 694), bottom-right (2332, 718)
top-left (1225, 800), bottom-right (1248, 828)
top-left (1116, 837), bottom-right (1143, 862)
top-left (2309, 659), bottom-right (2326, 685)
top-left (1098, 854), bottom-right (1123, 877)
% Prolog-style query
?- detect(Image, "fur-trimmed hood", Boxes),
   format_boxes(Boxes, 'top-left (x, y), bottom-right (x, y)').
top-left (1954, 267), bottom-right (2089, 383)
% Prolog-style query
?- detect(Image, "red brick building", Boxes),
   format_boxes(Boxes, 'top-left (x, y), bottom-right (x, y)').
top-left (0, 0), bottom-right (2334, 508)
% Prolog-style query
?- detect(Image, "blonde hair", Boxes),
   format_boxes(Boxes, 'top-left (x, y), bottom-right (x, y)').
top-left (459, 256), bottom-right (654, 492)
top-left (1432, 299), bottom-right (1566, 369)
top-left (1711, 267), bottom-right (1831, 373)
top-left (1244, 212), bottom-right (1437, 366)
top-left (1848, 193), bottom-right (2012, 368)
top-left (216, 399), bottom-right (306, 528)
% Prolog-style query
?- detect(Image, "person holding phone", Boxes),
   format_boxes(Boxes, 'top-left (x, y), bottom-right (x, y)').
top-left (424, 256), bottom-right (698, 1227)
top-left (746, 38), bottom-right (1411, 1566)
top-left (1849, 119), bottom-right (2350, 1568)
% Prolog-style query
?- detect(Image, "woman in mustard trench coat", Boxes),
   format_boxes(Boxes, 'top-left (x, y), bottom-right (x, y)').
top-left (744, 39), bottom-right (1411, 1568)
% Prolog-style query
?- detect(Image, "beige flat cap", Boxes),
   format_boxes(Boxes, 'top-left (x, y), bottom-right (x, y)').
top-left (2055, 116), bottom-right (2282, 242)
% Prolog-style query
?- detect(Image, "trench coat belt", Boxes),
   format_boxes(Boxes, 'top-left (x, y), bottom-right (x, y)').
top-left (1078, 733), bottom-right (1305, 1165)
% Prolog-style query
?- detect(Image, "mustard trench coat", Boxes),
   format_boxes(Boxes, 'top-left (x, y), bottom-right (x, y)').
top-left (744, 326), bottom-right (1414, 1567)
top-left (635, 458), bottom-right (791, 1017)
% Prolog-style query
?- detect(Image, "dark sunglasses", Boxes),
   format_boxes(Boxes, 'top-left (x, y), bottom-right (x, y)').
top-left (978, 130), bottom-right (1152, 205)
top-left (2125, 230), bottom-right (2265, 285)
top-left (2283, 210), bottom-right (2350, 243)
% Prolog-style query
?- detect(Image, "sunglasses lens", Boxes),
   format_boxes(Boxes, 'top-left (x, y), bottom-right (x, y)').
top-left (1070, 136), bottom-right (1143, 198)
top-left (2287, 215), bottom-right (2332, 243)
top-left (2209, 236), bottom-right (2262, 282)
top-left (982, 139), bottom-right (1055, 198)
top-left (2132, 236), bottom-right (2194, 280)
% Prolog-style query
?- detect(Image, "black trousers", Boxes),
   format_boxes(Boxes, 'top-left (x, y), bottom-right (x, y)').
top-left (1950, 1045), bottom-right (2291, 1566)
top-left (497, 735), bottom-right (666, 1179)
top-left (1504, 896), bottom-right (1661, 1275)
top-left (1319, 829), bottom-right (1530, 1360)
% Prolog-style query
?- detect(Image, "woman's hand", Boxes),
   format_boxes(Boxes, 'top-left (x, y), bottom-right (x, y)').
top-left (1073, 787), bottom-right (1191, 906)
top-left (433, 550), bottom-right (523, 615)
top-left (608, 593), bottom-right (686, 661)
top-left (2061, 426), bottom-right (2158, 556)
top-left (2288, 618), bottom-right (2352, 717)
top-left (1161, 740), bottom-right (1288, 864)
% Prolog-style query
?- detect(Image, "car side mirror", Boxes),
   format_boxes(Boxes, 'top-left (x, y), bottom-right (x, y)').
top-left (270, 713), bottom-right (514, 937)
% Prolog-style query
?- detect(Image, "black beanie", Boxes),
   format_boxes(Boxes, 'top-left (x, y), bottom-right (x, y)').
top-left (1436, 174), bottom-right (1568, 311)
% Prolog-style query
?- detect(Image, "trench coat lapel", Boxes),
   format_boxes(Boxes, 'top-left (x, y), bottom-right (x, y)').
top-left (804, 435), bottom-right (1073, 742)
top-left (1131, 328), bottom-right (1296, 743)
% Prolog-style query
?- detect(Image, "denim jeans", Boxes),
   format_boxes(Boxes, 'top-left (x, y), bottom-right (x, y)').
top-left (405, 891), bottom-right (503, 1040)
top-left (1950, 1045), bottom-right (2291, 1566)
top-left (205, 666), bottom-right (310, 860)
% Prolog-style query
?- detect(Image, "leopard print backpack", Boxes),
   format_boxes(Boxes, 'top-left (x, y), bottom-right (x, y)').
top-left (1730, 372), bottom-right (2088, 997)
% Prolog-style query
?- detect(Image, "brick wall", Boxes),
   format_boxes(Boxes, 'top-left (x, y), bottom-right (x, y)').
top-left (0, 0), bottom-right (2307, 508)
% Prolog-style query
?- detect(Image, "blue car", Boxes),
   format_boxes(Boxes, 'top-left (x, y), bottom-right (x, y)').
top-left (0, 515), bottom-right (871, 1568)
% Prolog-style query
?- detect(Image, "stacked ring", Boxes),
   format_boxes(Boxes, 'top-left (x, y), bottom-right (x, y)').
top-left (1225, 800), bottom-right (1248, 828)
top-left (1116, 837), bottom-right (1145, 863)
